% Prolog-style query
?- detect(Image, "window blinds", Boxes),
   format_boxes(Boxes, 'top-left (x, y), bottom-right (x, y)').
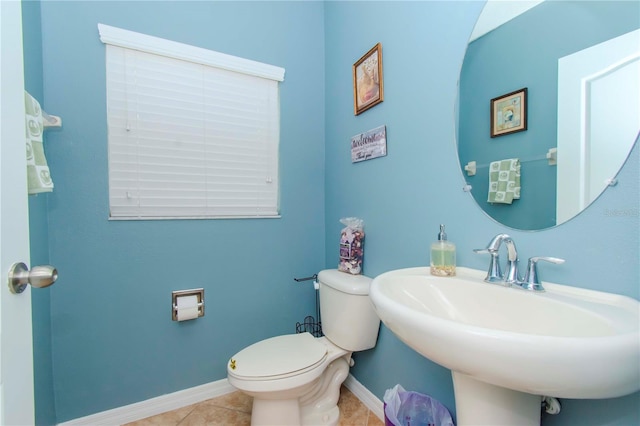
top-left (100, 24), bottom-right (284, 219)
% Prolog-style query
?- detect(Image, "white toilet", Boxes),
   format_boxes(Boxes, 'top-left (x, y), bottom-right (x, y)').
top-left (227, 269), bottom-right (380, 426)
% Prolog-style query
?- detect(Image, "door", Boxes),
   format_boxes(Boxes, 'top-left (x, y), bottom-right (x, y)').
top-left (557, 29), bottom-right (640, 224)
top-left (0, 1), bottom-right (36, 424)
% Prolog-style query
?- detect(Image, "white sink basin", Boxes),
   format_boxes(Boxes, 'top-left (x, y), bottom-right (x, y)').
top-left (370, 267), bottom-right (640, 425)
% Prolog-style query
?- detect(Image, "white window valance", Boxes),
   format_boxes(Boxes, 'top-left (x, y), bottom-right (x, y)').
top-left (98, 24), bottom-right (285, 82)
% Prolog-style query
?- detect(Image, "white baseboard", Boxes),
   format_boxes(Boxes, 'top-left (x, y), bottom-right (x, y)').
top-left (344, 374), bottom-right (385, 422)
top-left (58, 374), bottom-right (384, 425)
top-left (58, 379), bottom-right (236, 425)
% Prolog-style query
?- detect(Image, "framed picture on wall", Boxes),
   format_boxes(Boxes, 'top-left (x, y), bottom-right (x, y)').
top-left (353, 43), bottom-right (384, 115)
top-left (490, 88), bottom-right (527, 137)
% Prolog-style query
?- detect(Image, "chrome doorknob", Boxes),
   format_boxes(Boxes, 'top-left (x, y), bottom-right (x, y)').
top-left (8, 262), bottom-right (58, 294)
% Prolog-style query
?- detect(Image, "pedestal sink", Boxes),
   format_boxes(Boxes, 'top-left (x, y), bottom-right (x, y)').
top-left (369, 267), bottom-right (640, 425)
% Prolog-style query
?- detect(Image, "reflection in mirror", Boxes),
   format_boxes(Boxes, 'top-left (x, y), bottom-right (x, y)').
top-left (457, 0), bottom-right (639, 231)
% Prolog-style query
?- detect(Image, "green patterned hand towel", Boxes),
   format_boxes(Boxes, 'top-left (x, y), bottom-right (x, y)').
top-left (487, 158), bottom-right (520, 204)
top-left (25, 91), bottom-right (54, 194)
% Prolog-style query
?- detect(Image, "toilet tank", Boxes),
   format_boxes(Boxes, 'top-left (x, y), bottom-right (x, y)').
top-left (317, 269), bottom-right (380, 351)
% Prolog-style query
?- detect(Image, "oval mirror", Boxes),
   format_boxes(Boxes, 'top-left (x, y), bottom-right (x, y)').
top-left (457, 0), bottom-right (639, 231)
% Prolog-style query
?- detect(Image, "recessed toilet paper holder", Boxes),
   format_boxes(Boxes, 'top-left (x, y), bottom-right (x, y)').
top-left (172, 288), bottom-right (205, 321)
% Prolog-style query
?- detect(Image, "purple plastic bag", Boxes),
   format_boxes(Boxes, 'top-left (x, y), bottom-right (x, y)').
top-left (383, 384), bottom-right (455, 426)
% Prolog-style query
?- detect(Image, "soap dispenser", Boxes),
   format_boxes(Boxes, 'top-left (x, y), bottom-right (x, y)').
top-left (430, 224), bottom-right (456, 276)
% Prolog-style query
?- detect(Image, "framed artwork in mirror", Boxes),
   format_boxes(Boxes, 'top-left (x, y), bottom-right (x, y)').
top-left (490, 88), bottom-right (527, 137)
top-left (353, 43), bottom-right (384, 115)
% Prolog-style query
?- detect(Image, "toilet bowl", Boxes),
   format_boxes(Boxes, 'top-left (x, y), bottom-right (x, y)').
top-left (227, 269), bottom-right (380, 426)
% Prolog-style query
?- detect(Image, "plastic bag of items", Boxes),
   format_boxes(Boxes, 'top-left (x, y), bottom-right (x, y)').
top-left (383, 384), bottom-right (454, 426)
top-left (338, 217), bottom-right (364, 274)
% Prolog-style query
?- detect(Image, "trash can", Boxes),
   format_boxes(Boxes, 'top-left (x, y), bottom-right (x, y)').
top-left (383, 384), bottom-right (454, 426)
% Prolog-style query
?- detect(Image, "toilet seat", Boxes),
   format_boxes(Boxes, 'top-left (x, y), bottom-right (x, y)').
top-left (228, 333), bottom-right (328, 381)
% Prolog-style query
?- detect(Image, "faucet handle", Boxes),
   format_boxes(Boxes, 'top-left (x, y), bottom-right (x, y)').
top-left (473, 248), bottom-right (502, 283)
top-left (472, 248), bottom-right (492, 254)
top-left (520, 256), bottom-right (565, 291)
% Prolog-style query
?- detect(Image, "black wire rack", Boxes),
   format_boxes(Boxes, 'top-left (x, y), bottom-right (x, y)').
top-left (296, 315), bottom-right (322, 337)
top-left (294, 274), bottom-right (323, 337)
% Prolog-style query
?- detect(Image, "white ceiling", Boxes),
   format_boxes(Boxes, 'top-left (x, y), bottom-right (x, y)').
top-left (470, 0), bottom-right (544, 41)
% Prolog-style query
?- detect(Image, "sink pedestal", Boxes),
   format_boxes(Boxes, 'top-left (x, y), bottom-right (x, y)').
top-left (452, 372), bottom-right (542, 426)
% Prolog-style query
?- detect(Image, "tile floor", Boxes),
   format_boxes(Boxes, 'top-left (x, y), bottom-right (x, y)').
top-left (123, 386), bottom-right (385, 426)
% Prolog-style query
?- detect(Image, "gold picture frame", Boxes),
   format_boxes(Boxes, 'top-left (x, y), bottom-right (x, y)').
top-left (353, 43), bottom-right (384, 115)
top-left (490, 88), bottom-right (527, 137)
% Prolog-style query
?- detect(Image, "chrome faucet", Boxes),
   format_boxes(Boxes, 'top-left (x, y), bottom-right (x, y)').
top-left (518, 256), bottom-right (565, 291)
top-left (474, 234), bottom-right (520, 285)
top-left (475, 234), bottom-right (565, 292)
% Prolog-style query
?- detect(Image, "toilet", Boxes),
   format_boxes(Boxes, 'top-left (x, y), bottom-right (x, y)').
top-left (227, 269), bottom-right (381, 426)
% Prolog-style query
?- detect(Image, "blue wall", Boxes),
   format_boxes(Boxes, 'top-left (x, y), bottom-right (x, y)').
top-left (30, 1), bottom-right (639, 425)
top-left (458, 1), bottom-right (639, 230)
top-left (38, 1), bottom-right (325, 422)
top-left (324, 1), bottom-right (638, 425)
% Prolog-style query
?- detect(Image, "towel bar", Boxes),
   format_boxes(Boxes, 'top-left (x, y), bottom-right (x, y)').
top-left (465, 148), bottom-right (557, 176)
top-left (43, 111), bottom-right (62, 128)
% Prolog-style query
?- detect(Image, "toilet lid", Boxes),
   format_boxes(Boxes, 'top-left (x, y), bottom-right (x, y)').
top-left (230, 333), bottom-right (327, 378)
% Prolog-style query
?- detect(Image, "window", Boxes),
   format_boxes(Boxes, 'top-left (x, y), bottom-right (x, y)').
top-left (99, 24), bottom-right (285, 219)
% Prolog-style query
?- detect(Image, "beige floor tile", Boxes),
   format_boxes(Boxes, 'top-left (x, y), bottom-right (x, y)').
top-left (337, 387), bottom-right (369, 426)
top-left (178, 404), bottom-right (251, 426)
top-left (125, 384), bottom-right (377, 426)
top-left (200, 391), bottom-right (253, 413)
top-left (366, 411), bottom-right (386, 426)
top-left (123, 404), bottom-right (196, 426)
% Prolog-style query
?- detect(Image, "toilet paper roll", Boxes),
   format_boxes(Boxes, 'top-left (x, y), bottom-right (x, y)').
top-left (176, 295), bottom-right (199, 321)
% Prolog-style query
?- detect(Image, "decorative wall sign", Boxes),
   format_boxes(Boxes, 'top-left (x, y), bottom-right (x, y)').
top-left (353, 43), bottom-right (384, 115)
top-left (490, 88), bottom-right (527, 137)
top-left (351, 125), bottom-right (387, 163)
